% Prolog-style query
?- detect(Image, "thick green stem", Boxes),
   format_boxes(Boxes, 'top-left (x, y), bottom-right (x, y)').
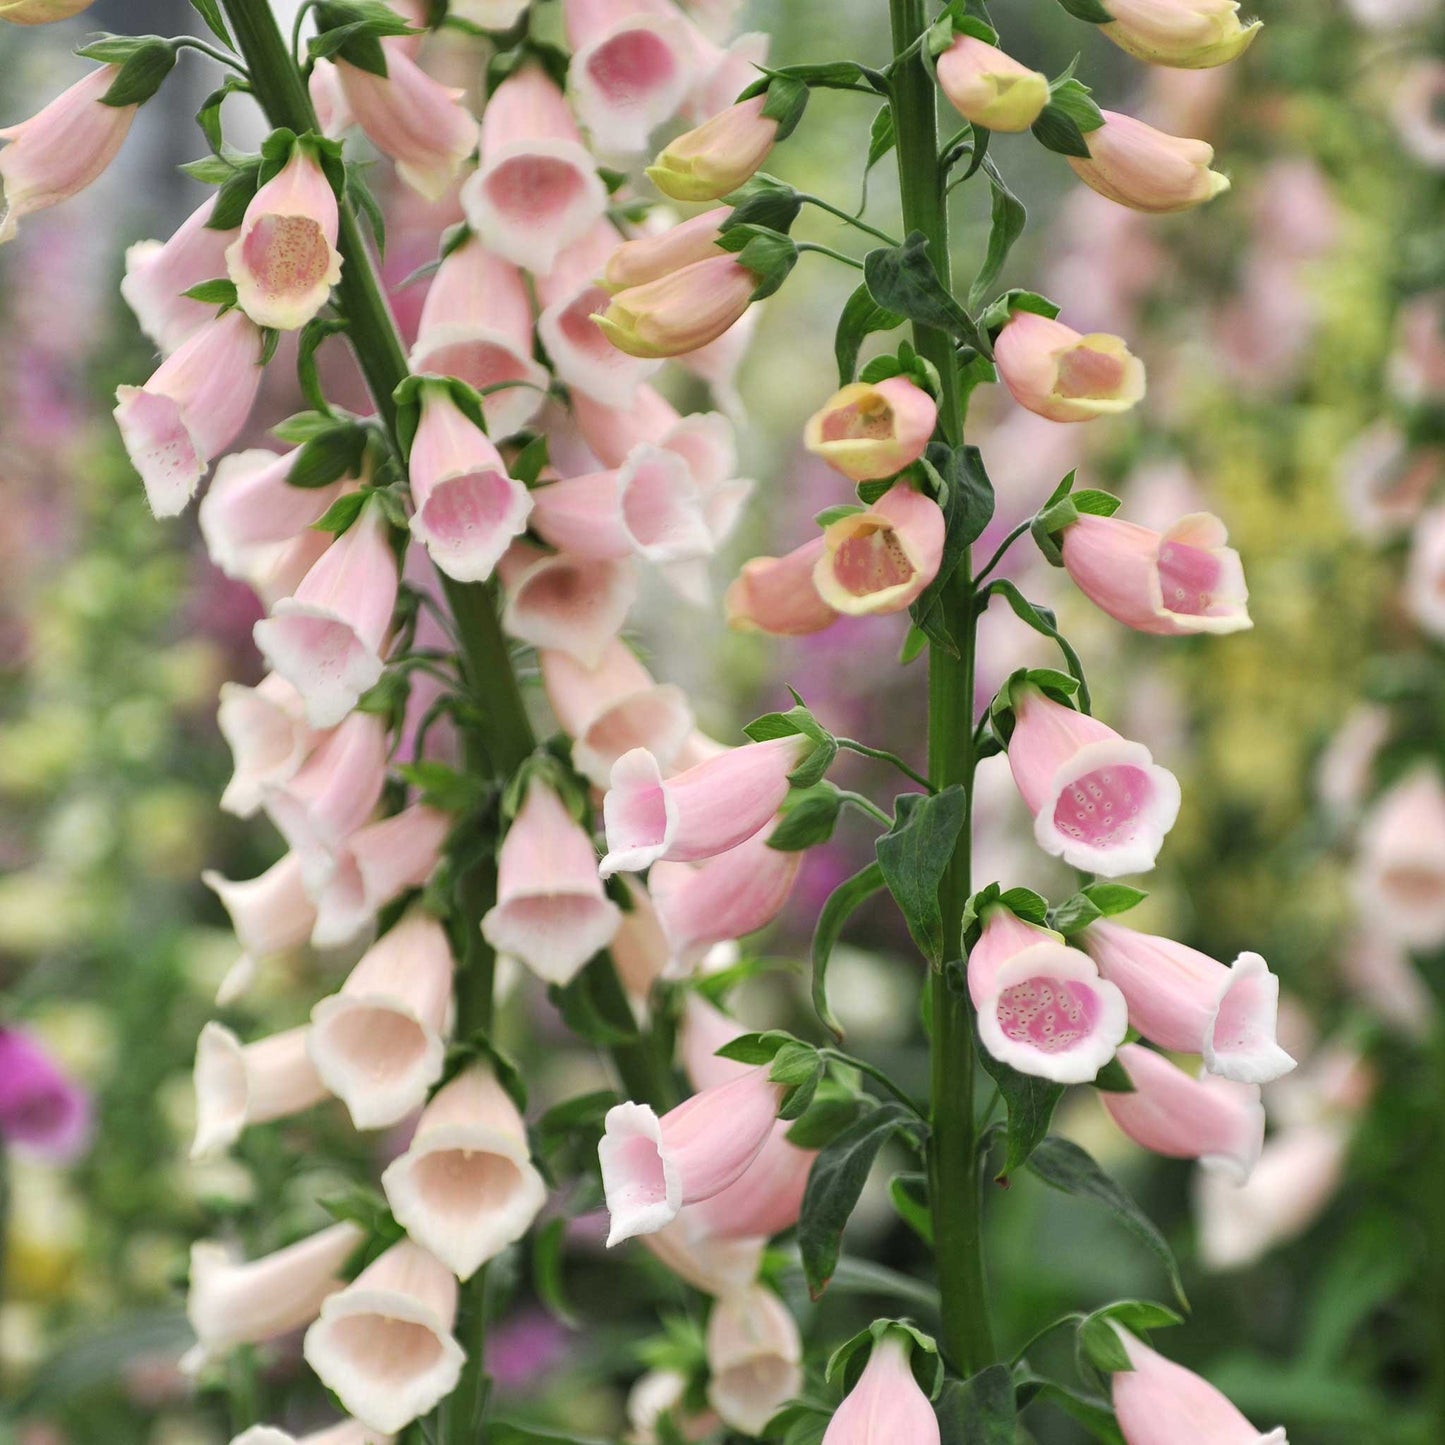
top-left (887, 0), bottom-right (996, 1377)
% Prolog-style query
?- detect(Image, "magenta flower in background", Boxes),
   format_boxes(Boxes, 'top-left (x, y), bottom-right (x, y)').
top-left (0, 1027), bottom-right (91, 1163)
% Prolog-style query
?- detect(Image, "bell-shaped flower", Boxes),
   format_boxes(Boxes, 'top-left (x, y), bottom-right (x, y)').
top-left (1353, 764), bottom-right (1445, 948)
top-left (571, 381), bottom-right (681, 465)
top-left (254, 501), bottom-right (399, 728)
top-left (335, 44), bottom-right (478, 202)
top-left (0, 1027), bottom-right (91, 1163)
top-left (1005, 685), bottom-right (1181, 876)
top-left (641, 1217), bottom-right (765, 1296)
top-left (381, 1063), bottom-right (548, 1279)
top-left (705, 1285), bottom-right (803, 1437)
top-left (1062, 511), bottom-right (1250, 635)
top-left (599, 1068), bottom-right (783, 1244)
top-left (1076, 920), bottom-right (1295, 1083)
top-left (449, 0), bottom-right (528, 25)
top-left (1102, 1044), bottom-right (1265, 1184)
top-left (498, 544), bottom-right (639, 667)
top-left (406, 386), bottom-right (532, 583)
top-left (678, 994), bottom-right (756, 1090)
top-left (1068, 111), bottom-right (1229, 214)
top-left (410, 236), bottom-right (549, 439)
top-left (122, 195), bottom-right (238, 355)
top-left (481, 777), bottom-right (622, 984)
top-left (813, 483), bottom-right (946, 616)
top-left (308, 911), bottom-right (455, 1128)
top-left (994, 311), bottom-right (1146, 423)
top-left (216, 673), bottom-right (317, 819)
top-left (227, 142), bottom-right (342, 330)
top-left (647, 95), bottom-right (777, 202)
top-left (600, 736), bottom-right (807, 875)
top-left (184, 1222), bottom-right (363, 1374)
top-left (114, 309), bottom-right (265, 517)
top-left (461, 63), bottom-right (607, 274)
top-left (968, 906), bottom-right (1129, 1084)
top-left (684, 1120), bottom-right (813, 1242)
top-left (1109, 1326), bottom-right (1288, 1444)
top-left (231, 1421), bottom-right (389, 1445)
top-left (803, 378), bottom-right (937, 482)
top-left (1101, 0), bottom-right (1262, 68)
top-left (203, 853), bottom-right (318, 996)
top-left (191, 1022), bottom-right (329, 1159)
top-left (936, 35), bottom-right (1049, 133)
top-left (603, 208), bottom-right (728, 291)
top-left (595, 253), bottom-right (760, 360)
top-left (0, 64), bottom-right (135, 244)
top-left (726, 539), bottom-right (841, 637)
top-left (303, 1240), bottom-right (465, 1434)
top-left (564, 0), bottom-right (699, 153)
top-left (540, 641), bottom-right (693, 788)
top-left (823, 1330), bottom-right (940, 1445)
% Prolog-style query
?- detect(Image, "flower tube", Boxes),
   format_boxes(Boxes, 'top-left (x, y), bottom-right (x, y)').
top-left (1069, 110), bottom-right (1230, 214)
top-left (122, 194), bottom-right (238, 355)
top-left (646, 95), bottom-right (777, 201)
top-left (602, 208), bottom-right (729, 290)
top-left (823, 1331), bottom-right (940, 1445)
top-left (725, 539), bottom-right (841, 637)
top-left (936, 35), bottom-right (1049, 132)
top-left (594, 253), bottom-right (760, 360)
top-left (190, 1022), bottom-right (329, 1159)
top-left (216, 674), bottom-right (317, 820)
top-left (1101, 0), bottom-right (1261, 68)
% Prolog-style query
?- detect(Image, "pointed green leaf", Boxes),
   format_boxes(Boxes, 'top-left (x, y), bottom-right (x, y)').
top-left (875, 786), bottom-right (968, 966)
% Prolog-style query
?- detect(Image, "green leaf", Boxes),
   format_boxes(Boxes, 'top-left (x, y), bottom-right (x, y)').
top-left (1032, 101), bottom-right (1096, 159)
top-left (721, 175), bottom-right (804, 236)
top-left (1027, 1137), bottom-right (1189, 1310)
top-left (770, 783), bottom-right (843, 851)
top-left (310, 0), bottom-right (417, 73)
top-left (937, 1364), bottom-right (1017, 1445)
top-left (975, 1027), bottom-right (1064, 1181)
top-left (195, 76), bottom-right (249, 155)
top-left (970, 159), bottom-right (1026, 309)
top-left (833, 283), bottom-right (907, 387)
top-left (1013, 1370), bottom-right (1123, 1445)
top-left (985, 580), bottom-right (1091, 713)
top-left (1048, 77), bottom-right (1105, 132)
top-left (875, 786), bottom-right (968, 966)
top-left (208, 163), bottom-right (263, 230)
top-left (889, 1172), bottom-right (933, 1244)
top-left (531, 1217), bottom-right (579, 1328)
top-left (770, 1040), bottom-right (823, 1088)
top-left (798, 1101), bottom-right (914, 1297)
top-left (346, 162), bottom-right (388, 257)
top-left (722, 226), bottom-right (798, 301)
top-left (397, 759), bottom-right (487, 812)
top-left (287, 422), bottom-right (369, 488)
top-left (491, 1425), bottom-right (610, 1445)
top-left (1056, 0), bottom-right (1115, 22)
top-left (534, 1089), bottom-right (618, 1156)
top-left (785, 1080), bottom-right (864, 1149)
top-left (857, 103), bottom-right (895, 212)
top-left (510, 434), bottom-right (550, 488)
top-left (312, 490), bottom-right (370, 535)
top-left (1092, 1056), bottom-right (1136, 1093)
top-left (273, 408), bottom-right (344, 444)
top-left (181, 277), bottom-right (238, 306)
top-left (93, 38), bottom-right (178, 109)
top-left (810, 861), bottom-right (885, 1040)
top-left (548, 955), bottom-right (641, 1047)
top-left (759, 75), bottom-right (810, 141)
top-left (715, 1030), bottom-right (795, 1065)
top-left (1077, 1316), bottom-right (1133, 1375)
top-left (297, 317), bottom-right (348, 415)
top-left (910, 444), bottom-right (995, 653)
top-left (191, 0), bottom-right (235, 46)
top-left (864, 232), bottom-right (990, 356)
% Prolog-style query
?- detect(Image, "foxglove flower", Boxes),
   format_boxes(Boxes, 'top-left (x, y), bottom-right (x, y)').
top-left (936, 36), bottom-right (1049, 132)
top-left (216, 673), bottom-right (317, 819)
top-left (813, 483), bottom-right (946, 616)
top-left (0, 1028), bottom-right (90, 1163)
top-left (823, 1331), bottom-right (940, 1445)
top-left (0, 0), bottom-right (96, 19)
top-left (191, 1022), bottom-right (329, 1159)
top-left (647, 95), bottom-right (777, 201)
top-left (803, 378), bottom-right (937, 482)
top-left (122, 195), bottom-right (238, 354)
top-left (595, 253), bottom-right (761, 361)
top-left (203, 854), bottom-right (318, 1004)
top-left (705, 1285), bottom-right (803, 1437)
top-left (603, 208), bottom-right (729, 290)
top-left (231, 1423), bottom-right (390, 1445)
top-left (1069, 111), bottom-right (1229, 214)
top-left (1100, 0), bottom-right (1261, 68)
top-left (683, 1120), bottom-right (813, 1242)
top-left (725, 539), bottom-right (841, 637)
top-left (499, 545), bottom-right (640, 667)
top-left (994, 311), bottom-right (1146, 423)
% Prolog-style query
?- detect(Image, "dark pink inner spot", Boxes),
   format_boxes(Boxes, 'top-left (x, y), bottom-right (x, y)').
top-left (561, 289), bottom-right (617, 359)
top-left (242, 214), bottom-right (329, 297)
top-left (487, 157), bottom-right (585, 223)
top-left (1052, 764), bottom-right (1151, 847)
top-left (1157, 540), bottom-right (1223, 616)
top-left (996, 975), bottom-right (1100, 1053)
top-left (588, 32), bottom-right (677, 102)
top-left (421, 340), bottom-right (531, 398)
top-left (422, 471), bottom-right (518, 548)
top-left (1056, 345), bottom-right (1126, 399)
top-left (820, 398), bottom-right (894, 444)
top-left (831, 524), bottom-right (913, 598)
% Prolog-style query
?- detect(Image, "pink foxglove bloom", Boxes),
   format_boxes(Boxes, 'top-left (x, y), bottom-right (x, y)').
top-left (684, 1120), bottom-right (813, 1241)
top-left (1069, 111), bottom-right (1230, 214)
top-left (641, 1217), bottom-right (766, 1296)
top-left (650, 825), bottom-right (803, 971)
top-left (381, 1063), bottom-right (547, 1279)
top-left (498, 545), bottom-right (639, 667)
top-left (603, 208), bottom-right (729, 291)
top-left (1353, 765), bottom-right (1445, 948)
top-left (233, 528), bottom-right (333, 610)
top-left (232, 1423), bottom-right (390, 1445)
top-left (1336, 424), bottom-right (1440, 539)
top-left (334, 45), bottom-right (479, 202)
top-left (539, 641), bottom-right (693, 788)
top-left (406, 387), bottom-right (533, 583)
top-left (1077, 919), bottom-right (1293, 1082)
top-left (203, 854), bottom-right (318, 1004)
top-left (1342, 930), bottom-right (1435, 1040)
top-left (254, 502), bottom-right (399, 728)
top-left (0, 65), bottom-right (135, 243)
top-left (410, 236), bottom-right (549, 438)
top-left (1102, 1044), bottom-right (1265, 1183)
top-left (936, 36), bottom-right (1050, 132)
top-left (480, 777), bottom-right (622, 984)
top-left (803, 378), bottom-right (938, 482)
top-left (595, 253), bottom-right (759, 360)
top-left (564, 0), bottom-right (698, 153)
top-left (605, 877), bottom-right (673, 1007)
top-left (462, 63), bottom-right (607, 274)
top-left (705, 1285), bottom-right (803, 1437)
top-left (627, 1369), bottom-right (722, 1444)
top-left (303, 1240), bottom-right (465, 1434)
top-left (0, 1028), bottom-right (91, 1163)
top-left (114, 309), bottom-right (265, 517)
top-left (308, 911), bottom-right (455, 1128)
top-left (1101, 0), bottom-right (1261, 68)
top-left (968, 907), bottom-right (1129, 1083)
top-left (226, 144), bottom-right (343, 330)
top-left (1005, 685), bottom-right (1181, 876)
top-left (1404, 504), bottom-right (1445, 641)
top-left (823, 1331), bottom-right (941, 1445)
top-left (726, 539), bottom-right (841, 637)
top-left (599, 736), bottom-right (807, 875)
top-left (122, 195), bottom-right (238, 355)
top-left (0, 0), bottom-right (95, 18)
top-left (646, 95), bottom-right (777, 202)
top-left (599, 1068), bottom-right (783, 1244)
top-left (1061, 511), bottom-right (1250, 635)
top-left (677, 994), bottom-right (755, 1090)
top-left (1110, 1326), bottom-right (1287, 1444)
top-left (994, 311), bottom-right (1146, 423)
top-left (571, 382), bottom-right (682, 466)
top-left (216, 673), bottom-right (317, 819)
top-left (199, 448), bottom-right (353, 584)
top-left (813, 483), bottom-right (946, 616)
top-left (310, 58), bottom-right (354, 139)
top-left (183, 1223), bottom-right (362, 1373)
top-left (190, 1022), bottom-right (329, 1159)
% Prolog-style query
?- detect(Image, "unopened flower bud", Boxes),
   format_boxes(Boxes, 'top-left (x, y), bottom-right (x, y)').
top-left (1100, 0), bottom-right (1261, 68)
top-left (994, 311), bottom-right (1145, 423)
top-left (647, 95), bottom-right (777, 202)
top-left (936, 35), bottom-right (1049, 133)
top-left (1069, 110), bottom-right (1229, 214)
top-left (595, 253), bottom-right (758, 360)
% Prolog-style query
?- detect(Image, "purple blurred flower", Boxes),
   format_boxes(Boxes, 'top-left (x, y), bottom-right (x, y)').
top-left (0, 1028), bottom-right (91, 1163)
top-left (484, 1306), bottom-right (570, 1391)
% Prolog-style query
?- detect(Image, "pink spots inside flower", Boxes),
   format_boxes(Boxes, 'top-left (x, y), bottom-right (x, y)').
top-left (820, 396), bottom-right (895, 443)
top-left (1055, 344), bottom-right (1126, 399)
top-left (1052, 765), bottom-right (1152, 848)
top-left (586, 31), bottom-right (679, 103)
top-left (996, 975), bottom-right (1101, 1054)
top-left (1379, 863), bottom-right (1445, 907)
top-left (1157, 540), bottom-right (1224, 617)
top-left (241, 214), bottom-right (330, 299)
top-left (829, 522), bottom-right (914, 599)
top-left (485, 156), bottom-right (587, 226)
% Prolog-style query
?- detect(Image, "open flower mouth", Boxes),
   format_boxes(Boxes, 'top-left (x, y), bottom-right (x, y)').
top-left (829, 522), bottom-right (915, 598)
top-left (1052, 764), bottom-right (1153, 848)
top-left (1158, 538), bottom-right (1228, 617)
top-left (995, 974), bottom-right (1103, 1054)
top-left (585, 31), bottom-right (682, 106)
top-left (241, 214), bottom-right (332, 299)
top-left (820, 397), bottom-right (896, 443)
top-left (1055, 343), bottom-right (1129, 399)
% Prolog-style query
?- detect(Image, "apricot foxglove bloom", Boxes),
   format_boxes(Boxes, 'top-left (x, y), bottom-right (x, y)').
top-left (726, 538), bottom-right (840, 637)
top-left (705, 1285), bottom-right (804, 1436)
top-left (216, 673), bottom-right (317, 819)
top-left (594, 253), bottom-right (759, 360)
top-left (823, 1331), bottom-right (940, 1445)
top-left (647, 95), bottom-right (778, 201)
top-left (1005, 685), bottom-right (1181, 876)
top-left (803, 378), bottom-right (938, 482)
top-left (481, 776), bottom-right (622, 984)
top-left (603, 208), bottom-right (729, 290)
top-left (640, 1216), bottom-right (766, 1296)
top-left (1069, 111), bottom-right (1230, 214)
top-left (994, 311), bottom-right (1146, 423)
top-left (0, 1028), bottom-right (91, 1163)
top-left (122, 195), bottom-right (237, 355)
top-left (936, 36), bottom-right (1049, 133)
top-left (381, 1063), bottom-right (548, 1279)
top-left (1077, 920), bottom-right (1294, 1082)
top-left (191, 1022), bottom-right (329, 1159)
top-left (968, 906), bottom-right (1129, 1083)
top-left (599, 1068), bottom-right (783, 1244)
top-left (203, 854), bottom-right (318, 992)
top-left (1353, 765), bottom-right (1445, 948)
top-left (683, 1120), bottom-right (813, 1241)
top-left (813, 483), bottom-right (946, 616)
top-left (1100, 0), bottom-right (1261, 68)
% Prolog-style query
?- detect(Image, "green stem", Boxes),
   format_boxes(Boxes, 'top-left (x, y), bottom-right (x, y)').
top-left (836, 737), bottom-right (933, 792)
top-left (887, 0), bottom-right (996, 1378)
top-left (797, 241), bottom-right (866, 270)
